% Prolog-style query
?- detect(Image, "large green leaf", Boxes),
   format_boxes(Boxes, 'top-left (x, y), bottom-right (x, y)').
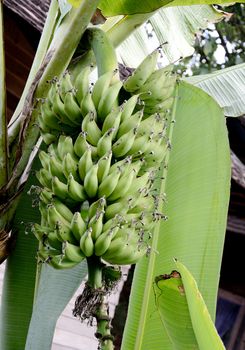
top-left (121, 81), bottom-right (230, 349)
top-left (155, 260), bottom-right (225, 349)
top-left (116, 6), bottom-right (227, 67)
top-left (186, 63), bottom-right (245, 117)
top-left (99, 0), bottom-right (244, 16)
top-left (25, 263), bottom-right (87, 350)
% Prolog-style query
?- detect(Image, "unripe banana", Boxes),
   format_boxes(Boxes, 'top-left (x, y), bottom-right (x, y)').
top-left (67, 174), bottom-right (87, 202)
top-left (71, 212), bottom-right (87, 241)
top-left (59, 71), bottom-right (74, 101)
top-left (78, 146), bottom-right (93, 181)
top-left (38, 113), bottom-right (51, 134)
top-left (81, 112), bottom-right (101, 146)
top-left (63, 153), bottom-right (78, 180)
top-left (45, 231), bottom-right (63, 250)
top-left (48, 254), bottom-right (78, 269)
top-left (80, 228), bottom-right (94, 257)
top-left (92, 70), bottom-right (114, 109)
top-left (80, 91), bottom-right (97, 117)
top-left (64, 91), bottom-right (82, 125)
top-left (101, 107), bottom-right (122, 138)
top-left (42, 132), bottom-right (57, 145)
top-left (123, 50), bottom-right (159, 92)
top-left (117, 110), bottom-right (143, 139)
top-left (97, 80), bottom-right (122, 121)
top-left (55, 221), bottom-right (77, 244)
top-left (88, 197), bottom-right (106, 220)
top-left (52, 88), bottom-right (77, 127)
top-left (39, 202), bottom-right (48, 226)
top-left (88, 210), bottom-right (104, 241)
top-left (39, 188), bottom-right (53, 204)
top-left (57, 135), bottom-right (76, 160)
top-left (97, 151), bottom-right (112, 183)
top-left (63, 242), bottom-right (85, 263)
top-left (47, 204), bottom-right (70, 228)
top-left (84, 163), bottom-right (99, 198)
top-left (39, 150), bottom-right (50, 170)
top-left (40, 102), bottom-right (64, 131)
top-left (94, 229), bottom-right (114, 256)
top-left (74, 65), bottom-right (91, 104)
top-left (120, 94), bottom-right (140, 122)
top-left (52, 197), bottom-right (73, 222)
top-left (112, 128), bottom-right (137, 158)
top-left (36, 168), bottom-right (52, 189)
top-left (108, 169), bottom-right (136, 202)
top-left (97, 169), bottom-right (121, 198)
top-left (32, 223), bottom-right (51, 240)
top-left (49, 155), bottom-right (67, 183)
top-left (52, 176), bottom-right (69, 200)
top-left (143, 97), bottom-right (175, 115)
top-left (74, 132), bottom-right (90, 158)
top-left (104, 199), bottom-right (129, 221)
top-left (126, 134), bottom-right (150, 157)
top-left (97, 128), bottom-right (114, 158)
top-left (47, 143), bottom-right (59, 158)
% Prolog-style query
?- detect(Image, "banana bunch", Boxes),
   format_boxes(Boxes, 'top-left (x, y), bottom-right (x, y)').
top-left (34, 50), bottom-right (176, 269)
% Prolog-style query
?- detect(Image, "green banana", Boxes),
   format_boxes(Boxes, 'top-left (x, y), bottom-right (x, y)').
top-left (101, 106), bottom-right (122, 137)
top-left (59, 71), bottom-right (73, 101)
top-left (88, 211), bottom-right (104, 241)
top-left (108, 168), bottom-right (136, 202)
top-left (64, 91), bottom-right (83, 125)
top-left (97, 151), bottom-right (112, 183)
top-left (49, 155), bottom-right (67, 182)
top-left (67, 174), bottom-right (87, 202)
top-left (92, 70), bottom-right (114, 109)
top-left (117, 109), bottom-right (143, 139)
top-left (81, 112), bottom-right (102, 146)
top-left (48, 254), bottom-right (78, 269)
top-left (62, 153), bottom-right (78, 180)
top-left (84, 163), bottom-right (99, 198)
top-left (97, 169), bottom-right (121, 198)
top-left (57, 135), bottom-right (75, 160)
top-left (80, 228), bottom-right (94, 257)
top-left (74, 65), bottom-right (91, 104)
top-left (112, 128), bottom-right (138, 158)
top-left (80, 90), bottom-right (97, 117)
top-left (120, 94), bottom-right (140, 122)
top-left (71, 212), bottom-right (87, 241)
top-left (52, 88), bottom-right (77, 127)
top-left (97, 80), bottom-right (122, 121)
top-left (36, 168), bottom-right (52, 189)
top-left (97, 128), bottom-right (114, 158)
top-left (94, 229), bottom-right (114, 256)
top-left (63, 242), bottom-right (85, 263)
top-left (88, 197), bottom-right (106, 220)
top-left (52, 176), bottom-right (69, 200)
top-left (40, 102), bottom-right (64, 131)
top-left (78, 146), bottom-right (93, 181)
top-left (39, 150), bottom-right (50, 170)
top-left (52, 197), bottom-right (73, 222)
top-left (39, 188), bottom-right (53, 204)
top-left (123, 50), bottom-right (159, 92)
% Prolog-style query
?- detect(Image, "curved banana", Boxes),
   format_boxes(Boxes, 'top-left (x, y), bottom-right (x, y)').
top-left (84, 163), bottom-right (99, 198)
top-left (71, 212), bottom-right (87, 241)
top-left (74, 65), bottom-right (91, 104)
top-left (67, 174), bottom-right (87, 202)
top-left (123, 50), bottom-right (159, 92)
top-left (80, 228), bottom-right (94, 257)
top-left (78, 146), bottom-right (93, 181)
top-left (63, 242), bottom-right (85, 263)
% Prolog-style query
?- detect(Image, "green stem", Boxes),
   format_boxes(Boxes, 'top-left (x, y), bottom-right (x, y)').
top-left (86, 256), bottom-right (114, 350)
top-left (70, 11), bottom-right (155, 76)
top-left (7, 0), bottom-right (59, 146)
top-left (5, 0), bottom-right (100, 196)
top-left (87, 256), bottom-right (103, 289)
top-left (0, 2), bottom-right (7, 187)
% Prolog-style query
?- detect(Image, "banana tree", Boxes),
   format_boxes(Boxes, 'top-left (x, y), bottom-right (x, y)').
top-left (0, 0), bottom-right (244, 349)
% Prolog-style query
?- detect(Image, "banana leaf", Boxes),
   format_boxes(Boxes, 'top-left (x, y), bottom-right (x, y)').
top-left (115, 6), bottom-right (228, 67)
top-left (121, 81), bottom-right (231, 349)
top-left (155, 260), bottom-right (225, 349)
top-left (186, 63), bottom-right (245, 117)
top-left (98, 0), bottom-right (245, 16)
